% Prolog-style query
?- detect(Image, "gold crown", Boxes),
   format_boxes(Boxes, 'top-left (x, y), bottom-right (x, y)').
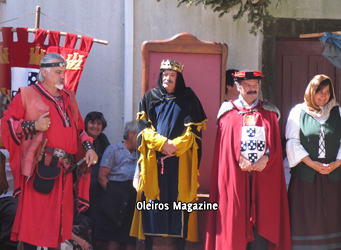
top-left (160, 60), bottom-right (184, 73)
top-left (66, 53), bottom-right (84, 70)
top-left (0, 46), bottom-right (10, 64)
top-left (29, 46), bottom-right (46, 66)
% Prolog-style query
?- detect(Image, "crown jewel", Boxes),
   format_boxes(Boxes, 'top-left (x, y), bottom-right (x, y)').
top-left (160, 60), bottom-right (184, 73)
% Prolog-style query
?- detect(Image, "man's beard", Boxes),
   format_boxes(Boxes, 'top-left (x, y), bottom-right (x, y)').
top-left (55, 83), bottom-right (64, 90)
top-left (55, 79), bottom-right (64, 90)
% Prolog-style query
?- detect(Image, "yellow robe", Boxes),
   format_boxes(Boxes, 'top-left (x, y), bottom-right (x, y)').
top-left (130, 117), bottom-right (206, 242)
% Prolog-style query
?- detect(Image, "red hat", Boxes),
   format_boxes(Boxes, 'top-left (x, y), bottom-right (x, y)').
top-left (233, 70), bottom-right (264, 80)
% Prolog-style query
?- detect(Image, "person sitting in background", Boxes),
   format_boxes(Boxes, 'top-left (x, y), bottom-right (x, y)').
top-left (225, 69), bottom-right (239, 101)
top-left (70, 111), bottom-right (110, 250)
top-left (0, 149), bottom-right (18, 250)
top-left (83, 112), bottom-right (110, 227)
top-left (95, 120), bottom-right (137, 250)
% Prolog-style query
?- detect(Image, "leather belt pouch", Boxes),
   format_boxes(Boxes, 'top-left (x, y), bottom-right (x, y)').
top-left (33, 155), bottom-right (61, 194)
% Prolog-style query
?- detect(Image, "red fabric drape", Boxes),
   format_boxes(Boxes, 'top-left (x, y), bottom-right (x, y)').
top-left (0, 27), bottom-right (93, 98)
top-left (47, 33), bottom-right (93, 92)
top-left (0, 27), bottom-right (12, 92)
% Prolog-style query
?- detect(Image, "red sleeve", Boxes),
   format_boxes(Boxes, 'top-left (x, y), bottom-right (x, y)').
top-left (1, 93), bottom-right (25, 197)
top-left (75, 172), bottom-right (90, 214)
top-left (205, 124), bottom-right (222, 250)
top-left (254, 109), bottom-right (291, 249)
top-left (1, 93), bottom-right (25, 147)
top-left (77, 109), bottom-right (93, 144)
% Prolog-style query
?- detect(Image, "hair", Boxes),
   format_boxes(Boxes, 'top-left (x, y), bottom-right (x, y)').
top-left (316, 78), bottom-right (334, 102)
top-left (304, 74), bottom-right (334, 112)
top-left (38, 53), bottom-right (66, 83)
top-left (123, 120), bottom-right (137, 140)
top-left (85, 111), bottom-right (108, 132)
top-left (226, 69), bottom-right (239, 88)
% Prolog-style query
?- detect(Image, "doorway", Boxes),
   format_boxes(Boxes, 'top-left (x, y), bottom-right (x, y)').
top-left (262, 18), bottom-right (341, 139)
top-left (274, 37), bottom-right (341, 138)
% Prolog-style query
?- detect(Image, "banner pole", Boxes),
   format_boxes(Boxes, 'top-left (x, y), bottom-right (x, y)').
top-left (4, 28), bottom-right (108, 45)
top-left (35, 6), bottom-right (41, 29)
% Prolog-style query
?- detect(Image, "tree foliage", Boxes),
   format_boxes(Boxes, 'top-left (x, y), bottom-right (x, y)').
top-left (157, 0), bottom-right (282, 36)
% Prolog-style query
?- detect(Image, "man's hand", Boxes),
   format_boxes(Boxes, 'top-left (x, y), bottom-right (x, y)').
top-left (161, 139), bottom-right (178, 156)
top-left (85, 149), bottom-right (98, 167)
top-left (71, 232), bottom-right (91, 250)
top-left (253, 155), bottom-right (268, 172)
top-left (34, 112), bottom-right (50, 131)
top-left (239, 155), bottom-right (253, 172)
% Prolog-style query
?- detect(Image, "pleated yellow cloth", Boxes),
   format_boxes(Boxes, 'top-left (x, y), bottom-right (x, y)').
top-left (130, 126), bottom-right (201, 242)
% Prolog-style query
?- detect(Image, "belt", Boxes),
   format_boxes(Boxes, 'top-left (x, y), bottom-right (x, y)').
top-left (45, 147), bottom-right (73, 162)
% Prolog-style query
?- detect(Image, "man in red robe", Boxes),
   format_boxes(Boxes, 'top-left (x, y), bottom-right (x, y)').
top-left (1, 53), bottom-right (98, 249)
top-left (205, 70), bottom-right (291, 250)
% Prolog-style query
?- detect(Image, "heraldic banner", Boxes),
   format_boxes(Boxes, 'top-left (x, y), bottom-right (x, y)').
top-left (0, 27), bottom-right (93, 148)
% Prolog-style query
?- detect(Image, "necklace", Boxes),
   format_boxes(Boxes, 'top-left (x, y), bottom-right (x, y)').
top-left (54, 96), bottom-right (64, 110)
top-left (54, 96), bottom-right (70, 126)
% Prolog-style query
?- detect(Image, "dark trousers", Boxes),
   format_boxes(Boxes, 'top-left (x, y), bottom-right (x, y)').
top-left (0, 196), bottom-right (18, 249)
top-left (246, 227), bottom-right (268, 250)
top-left (247, 175), bottom-right (268, 250)
top-left (23, 242), bottom-right (38, 250)
top-left (145, 236), bottom-right (186, 250)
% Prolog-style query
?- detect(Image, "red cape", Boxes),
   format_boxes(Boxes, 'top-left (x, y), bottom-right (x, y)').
top-left (205, 100), bottom-right (291, 250)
